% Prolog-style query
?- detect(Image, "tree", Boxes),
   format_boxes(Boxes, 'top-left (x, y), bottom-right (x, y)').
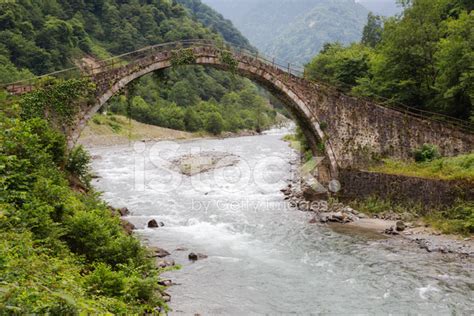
top-left (361, 13), bottom-right (383, 48)
top-left (305, 43), bottom-right (372, 88)
top-left (205, 112), bottom-right (224, 135)
top-left (168, 81), bottom-right (200, 107)
top-left (184, 107), bottom-right (203, 131)
top-left (433, 11), bottom-right (473, 120)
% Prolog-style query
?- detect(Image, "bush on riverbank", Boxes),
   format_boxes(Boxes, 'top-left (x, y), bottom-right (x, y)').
top-left (348, 197), bottom-right (474, 236)
top-left (0, 109), bottom-right (167, 313)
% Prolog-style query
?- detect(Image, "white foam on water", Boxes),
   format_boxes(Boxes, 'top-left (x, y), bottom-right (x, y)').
top-left (417, 284), bottom-right (441, 300)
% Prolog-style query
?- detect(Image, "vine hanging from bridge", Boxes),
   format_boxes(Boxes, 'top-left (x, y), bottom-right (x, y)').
top-left (19, 78), bottom-right (95, 128)
top-left (170, 48), bottom-right (196, 67)
top-left (219, 50), bottom-right (238, 73)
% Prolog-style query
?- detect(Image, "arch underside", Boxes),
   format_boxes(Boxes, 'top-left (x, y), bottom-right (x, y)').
top-left (74, 54), bottom-right (339, 181)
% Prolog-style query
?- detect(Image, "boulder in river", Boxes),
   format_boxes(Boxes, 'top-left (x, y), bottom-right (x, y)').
top-left (188, 252), bottom-right (208, 261)
top-left (150, 247), bottom-right (170, 258)
top-left (158, 279), bottom-right (173, 286)
top-left (157, 259), bottom-right (175, 268)
top-left (118, 207), bottom-right (130, 216)
top-left (148, 219), bottom-right (158, 228)
top-left (148, 219), bottom-right (164, 228)
top-left (121, 219), bottom-right (135, 235)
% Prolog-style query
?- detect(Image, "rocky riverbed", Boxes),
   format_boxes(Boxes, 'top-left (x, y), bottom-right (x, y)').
top-left (281, 158), bottom-right (474, 257)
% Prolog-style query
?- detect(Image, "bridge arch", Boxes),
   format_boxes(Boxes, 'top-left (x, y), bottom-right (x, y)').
top-left (73, 43), bottom-right (339, 182)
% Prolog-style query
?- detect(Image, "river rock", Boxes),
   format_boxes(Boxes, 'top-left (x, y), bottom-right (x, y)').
top-left (308, 217), bottom-right (318, 224)
top-left (150, 247), bottom-right (170, 258)
top-left (120, 219), bottom-right (135, 235)
top-left (188, 252), bottom-right (208, 261)
top-left (157, 259), bottom-right (175, 268)
top-left (148, 219), bottom-right (159, 228)
top-left (320, 215), bottom-right (329, 223)
top-left (396, 221), bottom-right (406, 232)
top-left (118, 207), bottom-right (130, 216)
top-left (148, 219), bottom-right (164, 228)
top-left (331, 212), bottom-right (345, 222)
top-left (162, 292), bottom-right (171, 302)
top-left (197, 253), bottom-right (208, 259)
top-left (158, 279), bottom-right (173, 286)
top-left (384, 227), bottom-right (400, 235)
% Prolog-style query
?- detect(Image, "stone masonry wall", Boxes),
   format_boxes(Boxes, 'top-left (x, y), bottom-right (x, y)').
top-left (338, 169), bottom-right (474, 209)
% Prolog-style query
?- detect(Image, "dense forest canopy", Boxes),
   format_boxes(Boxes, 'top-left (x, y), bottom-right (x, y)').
top-left (305, 0), bottom-right (474, 122)
top-left (0, 0), bottom-right (283, 134)
top-left (202, 0), bottom-right (369, 64)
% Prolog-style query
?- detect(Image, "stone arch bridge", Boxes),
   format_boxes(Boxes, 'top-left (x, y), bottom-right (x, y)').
top-left (5, 40), bottom-right (474, 183)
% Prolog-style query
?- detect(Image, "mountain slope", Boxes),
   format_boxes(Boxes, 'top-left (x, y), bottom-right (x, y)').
top-left (202, 0), bottom-right (369, 64)
top-left (356, 0), bottom-right (402, 16)
top-left (176, 0), bottom-right (254, 50)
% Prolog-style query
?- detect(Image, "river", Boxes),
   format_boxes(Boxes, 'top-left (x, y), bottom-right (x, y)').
top-left (90, 128), bottom-right (473, 314)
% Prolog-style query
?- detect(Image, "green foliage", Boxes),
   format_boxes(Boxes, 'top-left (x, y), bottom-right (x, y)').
top-left (361, 13), bottom-right (383, 48)
top-left (0, 0), bottom-right (214, 75)
top-left (305, 0), bottom-right (474, 121)
top-left (305, 43), bottom-right (372, 89)
top-left (283, 125), bottom-right (313, 162)
top-left (20, 78), bottom-right (95, 127)
top-left (206, 111), bottom-right (224, 135)
top-left (184, 107), bottom-right (204, 131)
top-left (109, 69), bottom-right (279, 134)
top-left (349, 196), bottom-right (417, 217)
top-left (171, 48), bottom-right (197, 67)
top-left (369, 152), bottom-right (474, 182)
top-left (413, 144), bottom-right (441, 162)
top-left (351, 196), bottom-right (474, 236)
top-left (425, 202), bottom-right (474, 235)
top-left (0, 109), bottom-right (168, 313)
top-left (65, 146), bottom-right (92, 186)
top-left (220, 50), bottom-right (238, 73)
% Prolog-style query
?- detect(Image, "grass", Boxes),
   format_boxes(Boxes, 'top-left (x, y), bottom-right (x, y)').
top-left (80, 114), bottom-right (200, 146)
top-left (369, 153), bottom-right (474, 182)
top-left (347, 196), bottom-right (474, 236)
top-left (282, 133), bottom-right (313, 162)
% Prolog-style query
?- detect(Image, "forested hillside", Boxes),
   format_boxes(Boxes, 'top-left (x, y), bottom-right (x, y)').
top-left (0, 0), bottom-right (280, 134)
top-left (305, 0), bottom-right (473, 122)
top-left (202, 0), bottom-right (368, 64)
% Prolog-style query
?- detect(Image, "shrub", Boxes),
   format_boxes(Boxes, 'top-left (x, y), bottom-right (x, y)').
top-left (64, 209), bottom-right (145, 266)
top-left (413, 144), bottom-right (440, 162)
top-left (65, 146), bottom-right (91, 186)
top-left (86, 263), bottom-right (126, 297)
top-left (206, 112), bottom-right (224, 135)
